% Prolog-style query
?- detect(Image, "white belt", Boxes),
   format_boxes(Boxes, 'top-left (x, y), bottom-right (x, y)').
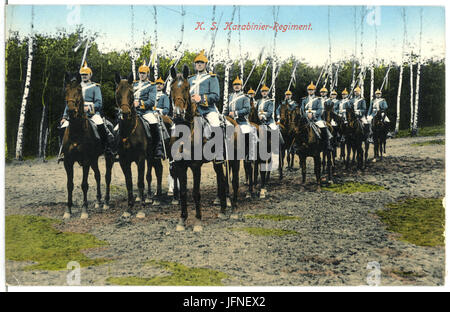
top-left (84, 101), bottom-right (95, 114)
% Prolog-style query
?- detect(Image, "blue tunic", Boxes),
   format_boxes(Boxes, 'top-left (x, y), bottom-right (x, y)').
top-left (301, 95), bottom-right (322, 120)
top-left (368, 98), bottom-right (388, 116)
top-left (133, 80), bottom-right (157, 116)
top-left (224, 91), bottom-right (251, 125)
top-left (63, 81), bottom-right (102, 119)
top-left (276, 99), bottom-right (298, 119)
top-left (155, 91), bottom-right (171, 116)
top-left (256, 97), bottom-right (274, 125)
top-left (350, 96), bottom-right (367, 117)
top-left (188, 72), bottom-right (220, 116)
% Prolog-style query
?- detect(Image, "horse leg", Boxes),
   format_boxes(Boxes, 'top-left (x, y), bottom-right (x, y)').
top-left (104, 155), bottom-right (113, 211)
top-left (314, 155), bottom-right (321, 191)
top-left (63, 160), bottom-right (74, 219)
top-left (364, 141), bottom-right (369, 169)
top-left (279, 146), bottom-right (284, 180)
top-left (136, 158), bottom-right (146, 218)
top-left (145, 157), bottom-right (153, 205)
top-left (192, 163), bottom-right (203, 232)
top-left (170, 163), bottom-right (179, 205)
top-left (153, 159), bottom-right (163, 206)
top-left (120, 160), bottom-right (134, 217)
top-left (214, 162), bottom-right (228, 219)
top-left (300, 155), bottom-right (306, 184)
top-left (176, 161), bottom-right (188, 231)
top-left (259, 162), bottom-right (267, 199)
top-left (80, 165), bottom-right (90, 219)
top-left (91, 159), bottom-right (102, 210)
top-left (244, 160), bottom-right (253, 198)
top-left (230, 160), bottom-right (240, 219)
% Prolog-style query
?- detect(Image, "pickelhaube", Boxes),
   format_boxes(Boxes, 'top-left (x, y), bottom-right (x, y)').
top-left (79, 61), bottom-right (92, 75)
top-left (194, 50), bottom-right (208, 63)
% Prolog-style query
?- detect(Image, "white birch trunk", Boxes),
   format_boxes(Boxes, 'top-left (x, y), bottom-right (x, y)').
top-left (223, 63), bottom-right (230, 109)
top-left (370, 64), bottom-right (374, 106)
top-left (153, 6), bottom-right (158, 80)
top-left (409, 53), bottom-right (414, 130)
top-left (412, 9), bottom-right (423, 134)
top-left (395, 64), bottom-right (404, 134)
top-left (15, 34), bottom-right (33, 160)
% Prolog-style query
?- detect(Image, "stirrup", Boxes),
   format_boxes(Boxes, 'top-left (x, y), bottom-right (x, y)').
top-left (57, 154), bottom-right (64, 163)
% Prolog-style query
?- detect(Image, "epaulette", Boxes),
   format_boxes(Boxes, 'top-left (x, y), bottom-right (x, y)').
top-left (95, 83), bottom-right (101, 86)
top-left (209, 72), bottom-right (217, 77)
top-left (188, 74), bottom-right (195, 78)
top-left (150, 81), bottom-right (156, 85)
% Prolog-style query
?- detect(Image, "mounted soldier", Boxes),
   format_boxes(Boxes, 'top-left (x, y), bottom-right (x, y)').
top-left (301, 82), bottom-right (333, 151)
top-left (132, 61), bottom-right (164, 159)
top-left (247, 87), bottom-right (257, 109)
top-left (256, 84), bottom-right (276, 129)
top-left (335, 88), bottom-right (350, 121)
top-left (59, 61), bottom-right (115, 161)
top-left (188, 50), bottom-right (221, 139)
top-left (276, 90), bottom-right (298, 122)
top-left (367, 89), bottom-right (390, 143)
top-left (350, 86), bottom-right (369, 139)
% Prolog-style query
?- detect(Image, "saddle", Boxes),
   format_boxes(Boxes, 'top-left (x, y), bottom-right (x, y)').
top-left (138, 116), bottom-right (152, 139)
top-left (87, 119), bottom-right (101, 141)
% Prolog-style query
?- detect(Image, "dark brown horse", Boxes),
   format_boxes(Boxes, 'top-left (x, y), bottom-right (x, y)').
top-left (292, 108), bottom-right (322, 190)
top-left (344, 106), bottom-right (369, 170)
top-left (372, 110), bottom-right (388, 161)
top-left (322, 105), bottom-right (341, 178)
top-left (169, 65), bottom-right (240, 232)
top-left (278, 101), bottom-right (297, 175)
top-left (114, 73), bottom-right (149, 218)
top-left (62, 72), bottom-right (114, 219)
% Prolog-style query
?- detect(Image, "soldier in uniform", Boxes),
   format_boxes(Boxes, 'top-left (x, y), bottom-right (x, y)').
top-left (334, 88), bottom-right (350, 120)
top-left (133, 61), bottom-right (164, 159)
top-left (318, 86), bottom-right (333, 111)
top-left (276, 90), bottom-right (298, 121)
top-left (367, 89), bottom-right (390, 142)
top-left (59, 61), bottom-right (115, 161)
top-left (188, 50), bottom-right (221, 137)
top-left (350, 86), bottom-right (369, 139)
top-left (256, 84), bottom-right (276, 129)
top-left (247, 87), bottom-right (257, 109)
top-left (223, 76), bottom-right (251, 125)
top-left (301, 82), bottom-right (332, 151)
top-left (329, 90), bottom-right (339, 111)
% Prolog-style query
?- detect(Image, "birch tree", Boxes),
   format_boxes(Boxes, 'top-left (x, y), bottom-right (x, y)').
top-left (223, 6), bottom-right (237, 109)
top-left (412, 9), bottom-right (423, 136)
top-left (15, 6), bottom-right (34, 160)
top-left (395, 8), bottom-right (407, 134)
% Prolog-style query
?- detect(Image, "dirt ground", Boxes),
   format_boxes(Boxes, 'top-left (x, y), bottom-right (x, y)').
top-left (5, 135), bottom-right (445, 286)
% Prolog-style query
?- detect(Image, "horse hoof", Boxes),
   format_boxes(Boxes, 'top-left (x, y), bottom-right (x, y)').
top-left (372, 158), bottom-right (377, 163)
top-left (226, 198), bottom-right (232, 207)
top-left (167, 190), bottom-right (173, 196)
top-left (213, 197), bottom-right (220, 205)
top-left (145, 198), bottom-right (152, 205)
top-left (193, 225), bottom-right (203, 232)
top-left (63, 212), bottom-right (71, 219)
top-left (135, 196), bottom-right (141, 203)
top-left (172, 199), bottom-right (179, 205)
top-left (80, 212), bottom-right (89, 219)
top-left (260, 189), bottom-right (266, 199)
top-left (218, 213), bottom-right (228, 220)
top-left (230, 213), bottom-right (239, 220)
top-left (103, 204), bottom-right (110, 211)
top-left (245, 193), bottom-right (251, 199)
top-left (153, 200), bottom-right (161, 206)
top-left (94, 202), bottom-right (100, 209)
top-left (176, 224), bottom-right (185, 231)
top-left (122, 212), bottom-right (131, 218)
top-left (136, 211), bottom-right (146, 219)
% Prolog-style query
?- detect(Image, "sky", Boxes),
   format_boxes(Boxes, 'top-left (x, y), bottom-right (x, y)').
top-left (5, 4), bottom-right (446, 66)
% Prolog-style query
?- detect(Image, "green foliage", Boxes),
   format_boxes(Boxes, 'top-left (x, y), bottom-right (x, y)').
top-left (396, 125), bottom-right (445, 138)
top-left (6, 215), bottom-right (110, 271)
top-left (376, 198), bottom-right (444, 247)
top-left (4, 29), bottom-right (445, 158)
top-left (106, 260), bottom-right (229, 286)
top-left (230, 227), bottom-right (300, 236)
top-left (323, 182), bottom-right (385, 194)
top-left (244, 214), bottom-right (301, 221)
top-left (411, 139), bottom-right (444, 146)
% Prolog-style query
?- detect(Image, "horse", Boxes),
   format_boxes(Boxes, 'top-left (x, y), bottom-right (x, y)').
top-left (291, 109), bottom-right (322, 190)
top-left (372, 110), bottom-right (388, 160)
top-left (169, 65), bottom-right (240, 232)
top-left (322, 105), bottom-right (344, 177)
top-left (61, 72), bottom-right (114, 219)
top-left (114, 72), bottom-right (151, 218)
top-left (278, 102), bottom-right (296, 175)
top-left (344, 106), bottom-right (369, 170)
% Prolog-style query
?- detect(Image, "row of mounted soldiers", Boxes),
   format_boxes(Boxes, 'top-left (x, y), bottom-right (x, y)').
top-left (58, 50), bottom-right (390, 161)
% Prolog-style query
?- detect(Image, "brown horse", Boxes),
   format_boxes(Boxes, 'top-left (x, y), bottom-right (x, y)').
top-left (278, 101), bottom-right (297, 175)
top-left (114, 73), bottom-right (149, 218)
top-left (62, 72), bottom-right (114, 219)
top-left (344, 106), bottom-right (369, 170)
top-left (169, 65), bottom-right (240, 232)
top-left (372, 110), bottom-right (388, 160)
top-left (292, 108), bottom-right (322, 190)
top-left (321, 105), bottom-right (341, 178)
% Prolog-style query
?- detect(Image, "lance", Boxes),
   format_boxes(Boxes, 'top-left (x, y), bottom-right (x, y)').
top-left (243, 47), bottom-right (265, 89)
top-left (80, 37), bottom-right (91, 69)
top-left (315, 59), bottom-right (328, 88)
top-left (379, 64), bottom-right (392, 91)
top-left (287, 60), bottom-right (299, 91)
top-left (255, 59), bottom-right (271, 94)
top-left (267, 65), bottom-right (281, 95)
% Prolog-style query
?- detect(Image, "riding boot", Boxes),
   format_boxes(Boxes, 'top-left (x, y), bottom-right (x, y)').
top-left (98, 124), bottom-right (116, 157)
top-left (151, 124), bottom-right (164, 159)
top-left (325, 128), bottom-right (333, 151)
top-left (57, 127), bottom-right (66, 162)
top-left (368, 124), bottom-right (374, 143)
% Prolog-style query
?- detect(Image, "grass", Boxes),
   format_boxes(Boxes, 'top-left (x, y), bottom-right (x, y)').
top-left (6, 215), bottom-right (110, 271)
top-left (110, 184), bottom-right (127, 196)
top-left (229, 227), bottom-right (300, 236)
top-left (106, 260), bottom-right (229, 286)
top-left (244, 214), bottom-right (301, 221)
top-left (323, 182), bottom-right (385, 194)
top-left (376, 198), bottom-right (444, 247)
top-left (411, 139), bottom-right (445, 146)
top-left (396, 125), bottom-right (445, 138)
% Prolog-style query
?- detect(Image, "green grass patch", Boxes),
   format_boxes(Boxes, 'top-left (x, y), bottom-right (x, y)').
top-left (6, 215), bottom-right (110, 271)
top-left (411, 139), bottom-right (445, 146)
top-left (244, 214), bottom-right (301, 221)
top-left (230, 227), bottom-right (300, 236)
top-left (106, 260), bottom-right (229, 286)
top-left (396, 125), bottom-right (445, 138)
top-left (323, 182), bottom-right (385, 194)
top-left (110, 184), bottom-right (127, 196)
top-left (376, 198), bottom-right (444, 247)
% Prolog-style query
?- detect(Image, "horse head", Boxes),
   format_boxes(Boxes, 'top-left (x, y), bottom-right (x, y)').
top-left (64, 72), bottom-right (83, 120)
top-left (114, 72), bottom-right (135, 119)
top-left (170, 64), bottom-right (193, 123)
